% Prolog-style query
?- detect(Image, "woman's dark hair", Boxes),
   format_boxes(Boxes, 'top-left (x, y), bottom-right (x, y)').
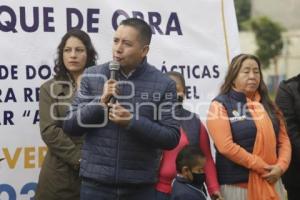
top-left (176, 146), bottom-right (205, 173)
top-left (166, 71), bottom-right (186, 95)
top-left (220, 53), bottom-right (281, 122)
top-left (54, 29), bottom-right (98, 79)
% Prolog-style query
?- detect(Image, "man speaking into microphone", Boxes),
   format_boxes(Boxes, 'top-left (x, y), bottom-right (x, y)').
top-left (63, 18), bottom-right (180, 200)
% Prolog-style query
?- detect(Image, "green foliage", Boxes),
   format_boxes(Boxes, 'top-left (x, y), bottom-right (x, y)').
top-left (234, 0), bottom-right (251, 31)
top-left (250, 17), bottom-right (284, 68)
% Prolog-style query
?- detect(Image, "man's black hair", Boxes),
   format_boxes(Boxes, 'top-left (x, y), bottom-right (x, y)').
top-left (176, 146), bottom-right (205, 173)
top-left (120, 18), bottom-right (152, 45)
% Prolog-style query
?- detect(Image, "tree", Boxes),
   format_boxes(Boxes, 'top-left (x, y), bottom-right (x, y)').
top-left (234, 0), bottom-right (251, 31)
top-left (251, 16), bottom-right (284, 91)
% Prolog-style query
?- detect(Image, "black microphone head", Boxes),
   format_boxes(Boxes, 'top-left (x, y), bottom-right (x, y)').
top-left (109, 60), bottom-right (120, 71)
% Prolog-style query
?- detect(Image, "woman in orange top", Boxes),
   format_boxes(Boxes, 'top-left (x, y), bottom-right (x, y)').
top-left (206, 54), bottom-right (291, 200)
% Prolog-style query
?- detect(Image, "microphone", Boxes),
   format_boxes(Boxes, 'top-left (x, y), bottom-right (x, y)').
top-left (109, 60), bottom-right (120, 80)
top-left (109, 61), bottom-right (120, 103)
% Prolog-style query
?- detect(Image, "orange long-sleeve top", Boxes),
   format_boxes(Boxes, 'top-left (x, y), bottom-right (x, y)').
top-left (206, 98), bottom-right (291, 179)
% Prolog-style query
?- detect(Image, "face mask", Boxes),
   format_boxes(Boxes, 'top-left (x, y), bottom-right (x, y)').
top-left (191, 172), bottom-right (205, 188)
top-left (177, 95), bottom-right (184, 103)
top-left (176, 96), bottom-right (184, 117)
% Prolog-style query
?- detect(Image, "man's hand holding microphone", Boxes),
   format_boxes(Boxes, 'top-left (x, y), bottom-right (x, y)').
top-left (100, 61), bottom-right (132, 127)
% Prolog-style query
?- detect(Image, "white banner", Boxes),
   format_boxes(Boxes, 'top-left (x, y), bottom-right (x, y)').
top-left (0, 0), bottom-right (239, 199)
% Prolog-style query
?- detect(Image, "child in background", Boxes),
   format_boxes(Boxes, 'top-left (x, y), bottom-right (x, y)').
top-left (171, 146), bottom-right (207, 200)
